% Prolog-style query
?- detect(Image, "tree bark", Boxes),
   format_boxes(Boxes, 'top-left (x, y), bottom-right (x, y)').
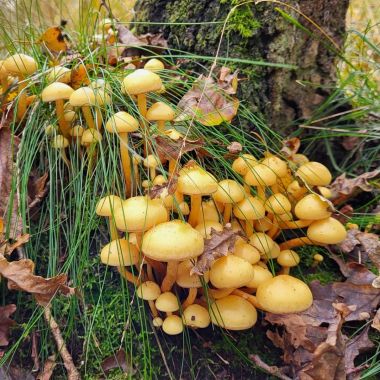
top-left (135, 0), bottom-right (349, 131)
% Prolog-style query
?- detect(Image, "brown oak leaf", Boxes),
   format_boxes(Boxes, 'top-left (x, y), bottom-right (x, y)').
top-left (101, 349), bottom-right (135, 375)
top-left (280, 137), bottom-right (301, 158)
top-left (154, 136), bottom-right (205, 162)
top-left (0, 304), bottom-right (16, 347)
top-left (191, 225), bottom-right (243, 275)
top-left (147, 177), bottom-right (177, 199)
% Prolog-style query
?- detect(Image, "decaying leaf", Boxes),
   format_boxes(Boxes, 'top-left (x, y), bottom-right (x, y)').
top-left (0, 304), bottom-right (16, 347)
top-left (341, 130), bottom-right (367, 151)
top-left (147, 177), bottom-right (177, 199)
top-left (333, 204), bottom-right (354, 224)
top-left (27, 172), bottom-right (48, 212)
top-left (0, 234), bottom-right (30, 256)
top-left (154, 135), bottom-right (205, 162)
top-left (280, 137), bottom-right (301, 158)
top-left (191, 225), bottom-right (243, 275)
top-left (330, 170), bottom-right (380, 203)
top-left (0, 257), bottom-right (75, 306)
top-left (38, 27), bottom-right (68, 53)
top-left (176, 75), bottom-right (239, 126)
top-left (217, 67), bottom-right (239, 95)
top-left (101, 349), bottom-right (134, 375)
top-left (372, 309), bottom-right (380, 332)
top-left (70, 63), bottom-right (91, 89)
top-left (226, 141), bottom-right (242, 155)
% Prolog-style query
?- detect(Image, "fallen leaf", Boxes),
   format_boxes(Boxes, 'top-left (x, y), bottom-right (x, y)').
top-left (0, 304), bottom-right (16, 347)
top-left (70, 63), bottom-right (91, 89)
top-left (280, 137), bottom-right (301, 158)
top-left (341, 130), bottom-right (367, 151)
top-left (36, 356), bottom-right (56, 380)
top-left (38, 27), bottom-right (68, 53)
top-left (154, 136), bottom-right (205, 162)
top-left (147, 177), bottom-right (178, 199)
top-left (101, 349), bottom-right (134, 375)
top-left (332, 204), bottom-right (354, 224)
top-left (0, 111), bottom-right (22, 239)
top-left (330, 170), bottom-right (380, 203)
top-left (31, 332), bottom-right (40, 372)
top-left (0, 257), bottom-right (75, 306)
top-left (371, 309), bottom-right (380, 332)
top-left (217, 67), bottom-right (239, 95)
top-left (191, 225), bottom-right (243, 275)
top-left (27, 172), bottom-right (48, 212)
top-left (0, 234), bottom-right (30, 256)
top-left (226, 141), bottom-right (242, 155)
top-left (176, 75), bottom-right (239, 126)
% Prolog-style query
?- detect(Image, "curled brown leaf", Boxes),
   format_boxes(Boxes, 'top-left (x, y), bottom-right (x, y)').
top-left (280, 137), bottom-right (301, 158)
top-left (101, 349), bottom-right (134, 375)
top-left (0, 304), bottom-right (16, 347)
top-left (147, 177), bottom-right (178, 200)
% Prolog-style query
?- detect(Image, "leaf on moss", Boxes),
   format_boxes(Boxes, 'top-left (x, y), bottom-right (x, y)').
top-left (38, 27), bottom-right (68, 53)
top-left (101, 349), bottom-right (134, 375)
top-left (154, 136), bottom-right (204, 162)
top-left (191, 225), bottom-right (243, 275)
top-left (0, 257), bottom-right (75, 306)
top-left (0, 304), bottom-right (16, 347)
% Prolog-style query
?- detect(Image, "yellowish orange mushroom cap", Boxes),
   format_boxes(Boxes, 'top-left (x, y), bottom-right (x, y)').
top-left (4, 53), bottom-right (37, 76)
top-left (177, 165), bottom-right (218, 195)
top-left (232, 154), bottom-right (257, 176)
top-left (286, 180), bottom-right (307, 200)
top-left (254, 217), bottom-right (274, 232)
top-left (256, 275), bottom-right (313, 313)
top-left (249, 233), bottom-right (275, 256)
top-left (292, 153), bottom-right (309, 166)
top-left (155, 292), bottom-right (179, 312)
top-left (277, 250), bottom-right (300, 267)
top-left (318, 186), bottom-right (333, 199)
top-left (266, 242), bottom-right (281, 259)
top-left (100, 239), bottom-right (139, 266)
top-left (245, 163), bottom-right (278, 187)
top-left (121, 69), bottom-right (162, 95)
top-left (106, 111), bottom-right (139, 134)
top-left (162, 315), bottom-right (183, 335)
top-left (246, 265), bottom-right (273, 288)
top-left (114, 196), bottom-right (168, 232)
top-left (144, 58), bottom-right (165, 72)
top-left (146, 101), bottom-right (175, 122)
top-left (152, 317), bottom-right (163, 327)
top-left (307, 217), bottom-right (347, 244)
top-left (176, 260), bottom-right (209, 288)
top-left (69, 125), bottom-right (84, 138)
top-left (182, 304), bottom-right (210, 328)
top-left (233, 196), bottom-right (265, 221)
top-left (198, 201), bottom-right (220, 224)
top-left (261, 156), bottom-right (288, 178)
top-left (264, 193), bottom-right (291, 215)
top-left (136, 281), bottom-right (161, 300)
top-left (210, 295), bottom-right (257, 330)
top-left (294, 194), bottom-right (331, 220)
top-left (81, 129), bottom-right (102, 146)
top-left (95, 195), bottom-right (123, 217)
top-left (142, 220), bottom-right (204, 262)
top-left (195, 220), bottom-right (223, 238)
top-left (69, 87), bottom-right (96, 107)
top-left (42, 82), bottom-right (74, 102)
top-left (296, 161), bottom-right (332, 186)
top-left (210, 255), bottom-right (254, 289)
top-left (234, 242), bottom-right (261, 264)
top-left (51, 135), bottom-right (69, 149)
top-left (213, 179), bottom-right (245, 204)
top-left (64, 103), bottom-right (76, 123)
top-left (47, 66), bottom-right (71, 83)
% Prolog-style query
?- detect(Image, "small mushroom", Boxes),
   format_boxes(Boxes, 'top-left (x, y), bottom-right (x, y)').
top-left (277, 249), bottom-right (300, 274)
top-left (296, 162), bottom-right (332, 186)
top-left (233, 196), bottom-right (265, 236)
top-left (182, 304), bottom-right (210, 329)
top-left (0, 60), bottom-right (9, 94)
top-left (162, 315), bottom-right (183, 335)
top-left (47, 66), bottom-right (71, 83)
top-left (155, 291), bottom-right (179, 315)
top-left (95, 195), bottom-right (123, 240)
top-left (69, 87), bottom-right (97, 129)
top-left (146, 101), bottom-right (175, 132)
top-left (137, 281), bottom-right (161, 317)
top-left (144, 58), bottom-right (165, 72)
top-left (144, 154), bottom-right (160, 181)
top-left (51, 135), bottom-right (70, 168)
top-left (245, 265), bottom-right (273, 288)
top-left (232, 154), bottom-right (258, 193)
top-left (307, 217), bottom-right (347, 244)
top-left (234, 242), bottom-right (261, 264)
top-left (294, 194), bottom-right (331, 220)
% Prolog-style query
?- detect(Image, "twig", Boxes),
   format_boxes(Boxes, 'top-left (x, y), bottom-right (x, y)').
top-left (249, 354), bottom-right (292, 380)
top-left (43, 306), bottom-right (81, 380)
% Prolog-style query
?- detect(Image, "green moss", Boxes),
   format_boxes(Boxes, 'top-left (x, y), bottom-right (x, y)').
top-left (220, 0), bottom-right (260, 38)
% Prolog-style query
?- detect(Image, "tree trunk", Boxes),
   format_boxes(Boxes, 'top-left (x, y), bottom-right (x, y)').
top-left (135, 0), bottom-right (349, 130)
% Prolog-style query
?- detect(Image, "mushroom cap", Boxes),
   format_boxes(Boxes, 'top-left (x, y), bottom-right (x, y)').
top-left (4, 53), bottom-right (37, 76)
top-left (105, 111), bottom-right (139, 134)
top-left (182, 304), bottom-right (210, 328)
top-left (198, 201), bottom-right (220, 224)
top-left (64, 103), bottom-right (76, 123)
top-left (0, 60), bottom-right (8, 78)
top-left (162, 315), bottom-right (183, 335)
top-left (233, 196), bottom-right (265, 221)
top-left (42, 82), bottom-right (74, 102)
top-left (122, 69), bottom-right (162, 95)
top-left (265, 193), bottom-right (291, 215)
top-left (317, 186), bottom-right (332, 199)
top-left (256, 275), bottom-right (313, 313)
top-left (47, 66), bottom-right (71, 83)
top-left (266, 242), bottom-right (281, 259)
top-left (210, 255), bottom-right (254, 289)
top-left (95, 195), bottom-right (123, 217)
top-left (44, 124), bottom-right (57, 136)
top-left (249, 233), bottom-right (275, 256)
top-left (94, 88), bottom-right (111, 106)
top-left (69, 87), bottom-right (96, 107)
top-left (81, 129), bottom-right (102, 145)
top-left (144, 58), bottom-right (165, 72)
top-left (176, 259), bottom-right (209, 288)
top-left (152, 317), bottom-right (163, 327)
top-left (287, 180), bottom-right (307, 200)
top-left (245, 163), bottom-right (277, 187)
top-left (307, 217), bottom-right (347, 244)
top-left (89, 79), bottom-right (111, 92)
top-left (165, 128), bottom-right (183, 140)
top-left (136, 281), bottom-right (161, 300)
top-left (146, 101), bottom-right (175, 121)
top-left (177, 165), bottom-right (218, 195)
top-left (254, 217), bottom-right (274, 232)
top-left (142, 220), bottom-right (204, 262)
top-left (232, 154), bottom-right (257, 176)
top-left (213, 179), bottom-right (245, 204)
top-left (234, 242), bottom-right (261, 264)
top-left (195, 220), bottom-right (223, 238)
top-left (69, 125), bottom-right (84, 137)
top-left (51, 135), bottom-right (69, 149)
top-left (277, 250), bottom-right (300, 267)
top-left (144, 154), bottom-right (160, 168)
top-left (261, 156), bottom-right (288, 178)
top-left (114, 196), bottom-right (168, 232)
top-left (246, 265), bottom-right (273, 288)
top-left (296, 162), bottom-right (332, 186)
top-left (155, 292), bottom-right (179, 312)
top-left (100, 239), bottom-right (139, 266)
top-left (210, 295), bottom-right (257, 330)
top-left (292, 153), bottom-right (309, 166)
top-left (294, 194), bottom-right (331, 220)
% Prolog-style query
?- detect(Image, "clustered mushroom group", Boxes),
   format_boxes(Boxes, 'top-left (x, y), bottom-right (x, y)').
top-left (1, 51), bottom-right (348, 336)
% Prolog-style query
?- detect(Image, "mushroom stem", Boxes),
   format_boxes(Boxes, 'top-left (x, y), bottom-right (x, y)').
top-left (245, 220), bottom-right (254, 237)
top-left (223, 204), bottom-right (232, 223)
top-left (161, 261), bottom-right (179, 292)
top-left (279, 266), bottom-right (290, 275)
top-left (26, 95), bottom-right (37, 106)
top-left (169, 159), bottom-right (176, 175)
top-left (279, 237), bottom-right (315, 250)
top-left (149, 166), bottom-right (156, 180)
top-left (55, 99), bottom-right (71, 138)
top-left (133, 159), bottom-right (140, 193)
top-left (256, 185), bottom-right (266, 201)
top-left (137, 93), bottom-right (147, 119)
top-left (271, 184), bottom-right (279, 193)
top-left (59, 147), bottom-right (71, 169)
top-left (267, 215), bottom-right (279, 238)
top-left (16, 79), bottom-right (27, 121)
top-left (157, 120), bottom-right (165, 132)
top-left (119, 132), bottom-right (132, 197)
top-left (182, 288), bottom-right (197, 309)
top-left (117, 266), bottom-right (141, 285)
top-left (95, 108), bottom-right (103, 131)
top-left (244, 184), bottom-right (250, 194)
top-left (278, 220), bottom-right (312, 229)
top-left (108, 216), bottom-right (119, 241)
top-left (148, 300), bottom-right (159, 317)
top-left (86, 144), bottom-right (97, 173)
top-left (146, 263), bottom-right (154, 281)
top-left (232, 289), bottom-right (260, 309)
top-left (189, 194), bottom-right (202, 227)
top-left (81, 106), bottom-right (96, 129)
top-left (144, 256), bottom-right (165, 281)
